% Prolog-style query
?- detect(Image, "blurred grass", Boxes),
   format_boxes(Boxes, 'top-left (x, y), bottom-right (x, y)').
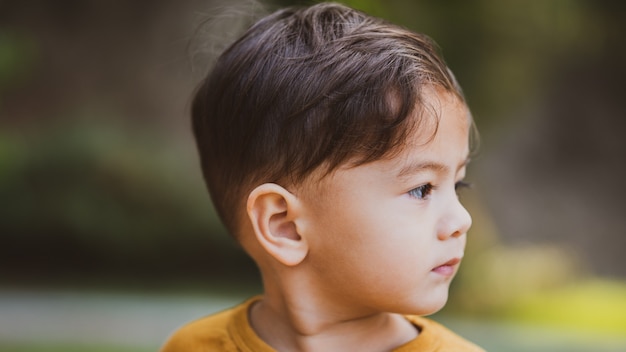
top-left (503, 279), bottom-right (626, 336)
top-left (2, 285), bottom-right (625, 352)
top-left (442, 279), bottom-right (626, 351)
top-left (0, 343), bottom-right (152, 352)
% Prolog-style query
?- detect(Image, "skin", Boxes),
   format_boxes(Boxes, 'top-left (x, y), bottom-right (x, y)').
top-left (242, 89), bottom-right (472, 352)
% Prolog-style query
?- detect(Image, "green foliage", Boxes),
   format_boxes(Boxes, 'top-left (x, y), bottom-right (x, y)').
top-left (334, 0), bottom-right (391, 18)
top-left (0, 116), bottom-right (256, 280)
top-left (1, 119), bottom-right (219, 242)
top-left (0, 31), bottom-right (36, 103)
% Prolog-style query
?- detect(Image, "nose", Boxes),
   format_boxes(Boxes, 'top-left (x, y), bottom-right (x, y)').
top-left (437, 196), bottom-right (472, 241)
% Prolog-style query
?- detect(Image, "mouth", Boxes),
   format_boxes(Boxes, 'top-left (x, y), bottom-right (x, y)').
top-left (431, 257), bottom-right (461, 276)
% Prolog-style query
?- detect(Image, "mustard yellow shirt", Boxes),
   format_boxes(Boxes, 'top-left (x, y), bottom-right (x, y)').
top-left (161, 297), bottom-right (484, 351)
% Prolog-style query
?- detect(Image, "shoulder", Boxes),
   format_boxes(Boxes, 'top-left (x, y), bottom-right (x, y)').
top-left (403, 315), bottom-right (485, 352)
top-left (160, 300), bottom-right (248, 352)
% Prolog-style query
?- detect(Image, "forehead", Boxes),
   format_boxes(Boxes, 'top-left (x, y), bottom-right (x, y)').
top-left (407, 88), bottom-right (470, 144)
top-left (368, 88), bottom-right (471, 173)
top-left (396, 89), bottom-right (470, 162)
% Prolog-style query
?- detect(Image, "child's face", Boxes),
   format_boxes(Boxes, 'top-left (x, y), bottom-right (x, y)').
top-left (298, 90), bottom-right (472, 316)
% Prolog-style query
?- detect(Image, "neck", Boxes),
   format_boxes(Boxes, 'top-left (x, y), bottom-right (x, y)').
top-left (249, 272), bottom-right (418, 352)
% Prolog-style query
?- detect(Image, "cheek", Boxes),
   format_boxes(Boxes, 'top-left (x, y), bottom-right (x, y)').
top-left (312, 204), bottom-right (429, 275)
top-left (305, 201), bottom-right (389, 274)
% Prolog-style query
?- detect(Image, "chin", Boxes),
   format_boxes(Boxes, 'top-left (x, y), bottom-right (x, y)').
top-left (417, 302), bottom-right (447, 316)
top-left (423, 302), bottom-right (447, 316)
top-left (407, 290), bottom-right (450, 316)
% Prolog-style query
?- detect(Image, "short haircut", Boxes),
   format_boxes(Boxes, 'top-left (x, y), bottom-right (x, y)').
top-left (192, 2), bottom-right (465, 235)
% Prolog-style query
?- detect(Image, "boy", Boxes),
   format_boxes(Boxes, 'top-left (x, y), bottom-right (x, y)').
top-left (163, 2), bottom-right (483, 351)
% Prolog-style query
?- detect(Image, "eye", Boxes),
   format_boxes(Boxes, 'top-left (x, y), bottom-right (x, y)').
top-left (408, 183), bottom-right (433, 200)
top-left (455, 181), bottom-right (472, 195)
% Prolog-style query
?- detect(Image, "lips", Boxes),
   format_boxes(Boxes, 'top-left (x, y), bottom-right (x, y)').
top-left (431, 257), bottom-right (461, 276)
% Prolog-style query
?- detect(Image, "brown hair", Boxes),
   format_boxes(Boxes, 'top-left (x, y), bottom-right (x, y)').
top-left (192, 2), bottom-right (464, 235)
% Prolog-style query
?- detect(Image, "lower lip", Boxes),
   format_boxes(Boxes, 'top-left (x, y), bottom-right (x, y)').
top-left (432, 264), bottom-right (456, 276)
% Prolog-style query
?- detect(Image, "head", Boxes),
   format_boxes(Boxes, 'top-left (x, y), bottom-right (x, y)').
top-left (193, 2), bottom-right (465, 233)
top-left (192, 4), bottom-right (472, 314)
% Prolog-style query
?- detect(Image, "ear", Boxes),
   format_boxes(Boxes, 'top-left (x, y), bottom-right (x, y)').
top-left (246, 183), bottom-right (308, 266)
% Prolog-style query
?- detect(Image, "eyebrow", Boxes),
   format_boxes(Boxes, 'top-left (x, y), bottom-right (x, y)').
top-left (397, 157), bottom-right (470, 179)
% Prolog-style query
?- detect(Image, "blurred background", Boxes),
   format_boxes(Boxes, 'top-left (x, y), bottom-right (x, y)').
top-left (1, 0), bottom-right (625, 351)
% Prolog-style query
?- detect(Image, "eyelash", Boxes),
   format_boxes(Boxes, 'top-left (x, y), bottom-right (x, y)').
top-left (408, 184), bottom-right (434, 200)
top-left (455, 181), bottom-right (472, 192)
top-left (408, 181), bottom-right (472, 200)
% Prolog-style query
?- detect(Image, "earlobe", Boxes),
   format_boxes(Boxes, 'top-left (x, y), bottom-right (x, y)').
top-left (247, 183), bottom-right (308, 266)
